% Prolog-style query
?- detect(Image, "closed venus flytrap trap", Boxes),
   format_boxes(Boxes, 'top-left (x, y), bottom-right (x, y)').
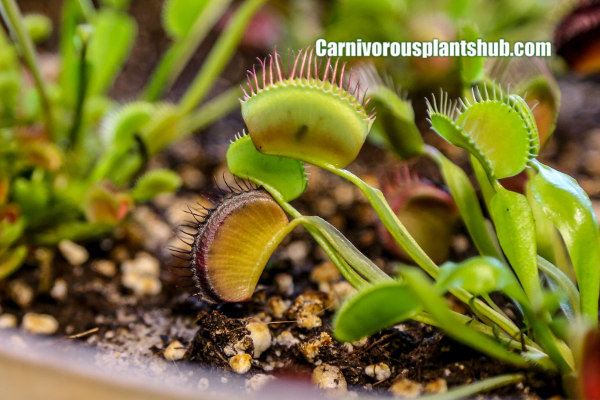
top-left (178, 47), bottom-right (600, 398)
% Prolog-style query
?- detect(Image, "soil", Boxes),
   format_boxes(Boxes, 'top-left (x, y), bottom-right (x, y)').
top-left (2, 0), bottom-right (600, 398)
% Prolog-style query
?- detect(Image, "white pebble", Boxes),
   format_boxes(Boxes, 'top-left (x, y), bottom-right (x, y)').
top-left (310, 261), bottom-right (341, 284)
top-left (121, 252), bottom-right (162, 296)
top-left (275, 331), bottom-right (299, 347)
top-left (9, 280), bottom-right (33, 308)
top-left (286, 241), bottom-right (308, 264)
top-left (58, 240), bottom-right (89, 266)
top-left (50, 278), bottom-right (68, 301)
top-left (92, 260), bottom-right (117, 277)
top-left (425, 378), bottom-right (448, 394)
top-left (274, 273), bottom-right (293, 296)
top-left (22, 313), bottom-right (58, 335)
top-left (266, 297), bottom-right (290, 319)
top-left (311, 364), bottom-right (347, 392)
top-left (390, 379), bottom-right (422, 398)
top-left (164, 340), bottom-right (186, 361)
top-left (122, 252), bottom-right (160, 276)
top-left (247, 320), bottom-right (271, 358)
top-left (0, 314), bottom-right (17, 329)
top-left (229, 353), bottom-right (252, 374)
top-left (365, 362), bottom-right (391, 381)
top-left (300, 332), bottom-right (332, 363)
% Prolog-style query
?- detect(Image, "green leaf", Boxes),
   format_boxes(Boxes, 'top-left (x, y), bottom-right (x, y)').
top-left (333, 281), bottom-right (421, 343)
top-left (301, 216), bottom-right (390, 284)
top-left (526, 179), bottom-right (571, 275)
top-left (12, 174), bottom-right (49, 219)
top-left (427, 147), bottom-right (500, 258)
top-left (470, 155), bottom-right (495, 208)
top-left (35, 222), bottom-right (112, 245)
top-left (459, 23), bottom-right (485, 86)
top-left (0, 245), bottom-right (27, 279)
top-left (179, 0), bottom-right (267, 113)
top-left (418, 374), bottom-right (524, 400)
top-left (489, 184), bottom-right (541, 303)
top-left (132, 169), bottom-right (182, 202)
top-left (529, 161), bottom-right (600, 324)
top-left (537, 256), bottom-right (580, 318)
top-left (59, 0), bottom-right (84, 106)
top-left (144, 0), bottom-right (232, 101)
top-left (0, 217), bottom-right (25, 250)
top-left (372, 88), bottom-right (424, 159)
top-left (457, 97), bottom-right (532, 178)
top-left (86, 9), bottom-right (136, 95)
top-left (402, 268), bottom-right (529, 368)
top-left (227, 134), bottom-right (307, 202)
top-left (99, 0), bottom-right (131, 10)
top-left (436, 256), bottom-right (521, 297)
top-left (162, 0), bottom-right (209, 38)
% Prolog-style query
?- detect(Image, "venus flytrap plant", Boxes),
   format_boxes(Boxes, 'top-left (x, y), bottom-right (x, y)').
top-left (184, 48), bottom-right (600, 396)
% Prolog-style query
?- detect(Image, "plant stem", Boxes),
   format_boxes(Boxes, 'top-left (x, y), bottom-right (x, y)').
top-left (404, 268), bottom-right (533, 368)
top-left (298, 216), bottom-right (391, 283)
top-left (143, 0), bottom-right (233, 101)
top-left (261, 183), bottom-right (368, 289)
top-left (425, 145), bottom-right (502, 259)
top-left (178, 0), bottom-right (266, 114)
top-left (0, 0), bottom-right (54, 135)
top-left (418, 373), bottom-right (525, 400)
top-left (537, 255), bottom-right (580, 317)
top-left (414, 311), bottom-right (546, 355)
top-left (76, 0), bottom-right (95, 21)
top-left (180, 85), bottom-right (241, 135)
top-left (68, 35), bottom-right (88, 149)
top-left (319, 163), bottom-right (532, 346)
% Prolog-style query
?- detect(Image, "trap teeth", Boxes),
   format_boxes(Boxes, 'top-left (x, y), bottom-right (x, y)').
top-left (186, 188), bottom-right (289, 303)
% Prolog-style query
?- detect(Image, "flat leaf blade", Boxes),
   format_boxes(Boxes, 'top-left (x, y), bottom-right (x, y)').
top-left (333, 281), bottom-right (421, 343)
top-left (436, 256), bottom-right (521, 297)
top-left (227, 134), bottom-right (307, 202)
top-left (459, 23), bottom-right (485, 86)
top-left (489, 185), bottom-right (541, 303)
top-left (86, 9), bottom-right (136, 95)
top-left (530, 161), bottom-right (600, 324)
